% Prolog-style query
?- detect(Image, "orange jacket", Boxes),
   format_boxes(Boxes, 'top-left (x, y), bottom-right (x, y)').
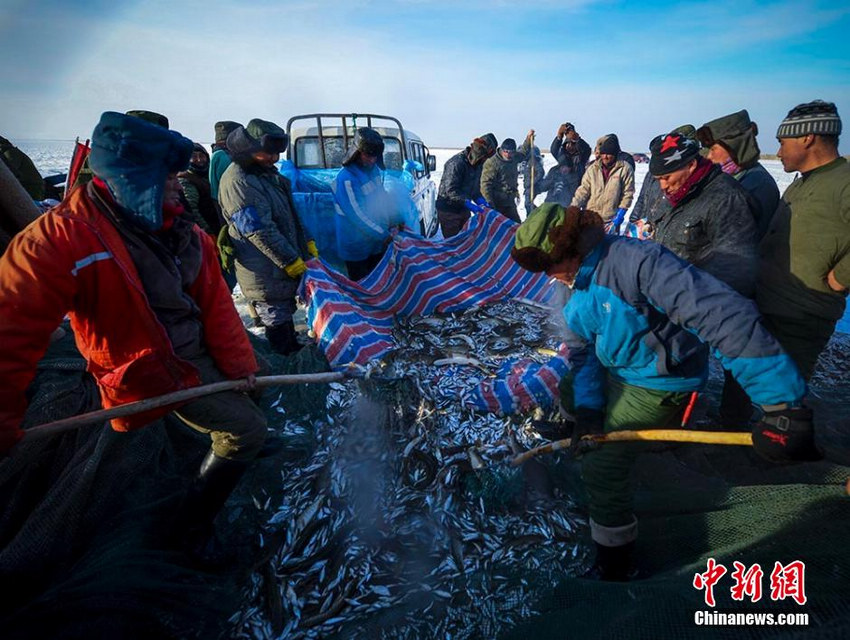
top-left (0, 185), bottom-right (258, 451)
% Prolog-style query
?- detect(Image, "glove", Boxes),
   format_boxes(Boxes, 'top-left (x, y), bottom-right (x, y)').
top-left (609, 208), bottom-right (627, 235)
top-left (557, 123), bottom-right (568, 138)
top-left (284, 257), bottom-right (307, 279)
top-left (216, 226), bottom-right (236, 272)
top-left (306, 240), bottom-right (319, 258)
top-left (753, 407), bottom-right (821, 463)
top-left (570, 408), bottom-right (605, 456)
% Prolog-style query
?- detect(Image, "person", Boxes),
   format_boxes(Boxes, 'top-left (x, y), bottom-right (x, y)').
top-left (480, 132), bottom-right (534, 223)
top-left (0, 111), bottom-right (267, 558)
top-left (570, 134), bottom-right (635, 228)
top-left (436, 133), bottom-right (498, 237)
top-left (697, 109), bottom-right (779, 238)
top-left (518, 143), bottom-right (545, 213)
top-left (0, 135), bottom-right (44, 200)
top-left (178, 142), bottom-right (221, 236)
top-left (218, 119), bottom-right (317, 355)
top-left (648, 131), bottom-right (761, 426)
top-left (209, 120), bottom-right (242, 201)
top-left (629, 124), bottom-right (696, 228)
top-left (757, 99), bottom-right (850, 380)
top-left (331, 127), bottom-right (407, 281)
top-left (510, 203), bottom-right (816, 581)
top-left (550, 122), bottom-right (592, 182)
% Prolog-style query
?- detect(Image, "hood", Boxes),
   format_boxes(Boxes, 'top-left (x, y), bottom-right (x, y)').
top-left (697, 110), bottom-right (761, 168)
top-left (88, 111), bottom-right (193, 232)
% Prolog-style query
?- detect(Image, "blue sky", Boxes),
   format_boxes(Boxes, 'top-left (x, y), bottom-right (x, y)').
top-left (1, 0), bottom-right (848, 152)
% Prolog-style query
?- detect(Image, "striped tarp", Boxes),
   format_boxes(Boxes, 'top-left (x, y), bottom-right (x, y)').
top-left (300, 207), bottom-right (556, 369)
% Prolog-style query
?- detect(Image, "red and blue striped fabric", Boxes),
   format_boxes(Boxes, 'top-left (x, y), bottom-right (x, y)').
top-left (300, 208), bottom-right (555, 368)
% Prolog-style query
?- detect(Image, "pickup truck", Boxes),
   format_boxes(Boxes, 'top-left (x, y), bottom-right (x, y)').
top-left (280, 113), bottom-right (438, 267)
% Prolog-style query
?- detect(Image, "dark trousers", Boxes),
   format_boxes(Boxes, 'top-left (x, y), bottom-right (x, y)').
top-left (437, 208), bottom-right (470, 238)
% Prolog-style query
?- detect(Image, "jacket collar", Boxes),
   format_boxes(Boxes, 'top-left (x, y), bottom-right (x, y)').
top-left (573, 237), bottom-right (607, 290)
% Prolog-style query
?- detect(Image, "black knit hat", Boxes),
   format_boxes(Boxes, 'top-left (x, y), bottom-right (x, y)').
top-left (214, 120), bottom-right (242, 144)
top-left (649, 132), bottom-right (701, 176)
top-left (776, 100), bottom-right (842, 138)
top-left (501, 138), bottom-right (517, 152)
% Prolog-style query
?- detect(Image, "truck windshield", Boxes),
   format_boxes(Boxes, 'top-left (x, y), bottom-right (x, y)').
top-left (295, 136), bottom-right (402, 170)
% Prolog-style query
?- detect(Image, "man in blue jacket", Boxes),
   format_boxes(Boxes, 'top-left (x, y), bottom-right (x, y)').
top-left (511, 203), bottom-right (818, 581)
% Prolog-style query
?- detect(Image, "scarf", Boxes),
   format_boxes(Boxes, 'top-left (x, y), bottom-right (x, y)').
top-left (665, 157), bottom-right (714, 208)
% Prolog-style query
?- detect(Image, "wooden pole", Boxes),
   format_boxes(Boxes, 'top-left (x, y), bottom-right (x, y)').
top-left (511, 429), bottom-right (753, 466)
top-left (23, 372), bottom-right (346, 441)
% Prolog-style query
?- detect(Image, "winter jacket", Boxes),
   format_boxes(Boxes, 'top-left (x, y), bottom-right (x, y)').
top-left (0, 183), bottom-right (257, 449)
top-left (436, 149), bottom-right (484, 214)
top-left (0, 136), bottom-right (44, 200)
top-left (652, 164), bottom-right (759, 296)
top-left (570, 159), bottom-right (635, 221)
top-left (179, 169), bottom-right (222, 235)
top-left (628, 173), bottom-right (669, 225)
top-left (332, 163), bottom-right (403, 261)
top-left (218, 161), bottom-right (312, 304)
top-left (550, 136), bottom-right (592, 181)
top-left (209, 148), bottom-right (233, 201)
top-left (479, 140), bottom-right (530, 221)
top-left (757, 157), bottom-right (850, 322)
top-left (562, 236), bottom-right (806, 413)
top-left (540, 165), bottom-right (581, 207)
top-left (735, 163), bottom-right (779, 239)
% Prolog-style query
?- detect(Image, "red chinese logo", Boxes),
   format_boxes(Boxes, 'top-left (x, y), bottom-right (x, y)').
top-left (693, 557), bottom-right (727, 607)
top-left (693, 559), bottom-right (807, 606)
top-left (770, 561), bottom-right (807, 605)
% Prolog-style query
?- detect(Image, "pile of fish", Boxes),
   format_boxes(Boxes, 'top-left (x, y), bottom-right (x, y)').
top-left (230, 299), bottom-right (591, 639)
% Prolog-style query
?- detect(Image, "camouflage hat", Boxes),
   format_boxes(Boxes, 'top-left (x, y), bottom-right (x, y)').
top-left (214, 120), bottom-right (242, 144)
top-left (125, 110), bottom-right (169, 129)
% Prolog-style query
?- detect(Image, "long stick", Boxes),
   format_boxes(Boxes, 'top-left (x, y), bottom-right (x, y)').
top-left (23, 372), bottom-right (346, 441)
top-left (529, 131), bottom-right (536, 207)
top-left (511, 429), bottom-right (753, 466)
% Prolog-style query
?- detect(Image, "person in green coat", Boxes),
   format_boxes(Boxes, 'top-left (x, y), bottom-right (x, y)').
top-left (0, 135), bottom-right (44, 200)
top-left (757, 99), bottom-right (849, 380)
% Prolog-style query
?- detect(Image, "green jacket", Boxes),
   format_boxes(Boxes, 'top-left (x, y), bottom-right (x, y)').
top-left (757, 157), bottom-right (850, 321)
top-left (0, 136), bottom-right (44, 200)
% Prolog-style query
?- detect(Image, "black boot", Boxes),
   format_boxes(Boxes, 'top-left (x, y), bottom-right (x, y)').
top-left (265, 321), bottom-right (302, 355)
top-left (590, 541), bottom-right (635, 581)
top-left (179, 451), bottom-right (250, 567)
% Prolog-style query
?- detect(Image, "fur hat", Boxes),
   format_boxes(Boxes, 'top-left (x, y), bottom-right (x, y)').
top-left (776, 100), bottom-right (841, 138)
top-left (598, 134), bottom-right (621, 156)
top-left (125, 110), bottom-right (169, 129)
top-left (342, 127), bottom-right (385, 169)
top-left (226, 119), bottom-right (288, 160)
top-left (89, 111), bottom-right (193, 231)
top-left (468, 133), bottom-right (498, 165)
top-left (214, 120), bottom-right (242, 144)
top-left (511, 203), bottom-right (604, 273)
top-left (697, 110), bottom-right (760, 167)
top-left (649, 132), bottom-right (701, 176)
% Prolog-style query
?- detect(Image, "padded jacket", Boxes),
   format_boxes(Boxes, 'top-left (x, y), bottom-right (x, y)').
top-left (562, 236), bottom-right (806, 412)
top-left (0, 183), bottom-right (258, 450)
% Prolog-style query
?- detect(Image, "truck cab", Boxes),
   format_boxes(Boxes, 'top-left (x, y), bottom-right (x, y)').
top-left (284, 114), bottom-right (438, 249)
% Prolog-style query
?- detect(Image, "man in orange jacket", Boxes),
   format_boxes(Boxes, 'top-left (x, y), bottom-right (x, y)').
top-left (0, 111), bottom-right (267, 556)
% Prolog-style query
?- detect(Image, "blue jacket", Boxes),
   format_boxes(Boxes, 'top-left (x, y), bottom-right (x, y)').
top-left (332, 163), bottom-right (398, 261)
top-left (563, 236), bottom-right (806, 411)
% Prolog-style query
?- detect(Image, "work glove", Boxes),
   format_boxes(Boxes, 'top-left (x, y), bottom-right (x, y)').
top-left (752, 406), bottom-right (821, 463)
top-left (608, 208), bottom-right (627, 235)
top-left (216, 226), bottom-right (236, 272)
top-left (306, 240), bottom-right (319, 258)
top-left (284, 257), bottom-right (307, 279)
top-left (557, 123), bottom-right (568, 138)
top-left (570, 408), bottom-right (605, 456)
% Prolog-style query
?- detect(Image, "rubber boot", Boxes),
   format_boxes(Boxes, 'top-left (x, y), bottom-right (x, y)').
top-left (265, 321), bottom-right (301, 356)
top-left (180, 450), bottom-right (250, 568)
top-left (585, 541), bottom-right (635, 581)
